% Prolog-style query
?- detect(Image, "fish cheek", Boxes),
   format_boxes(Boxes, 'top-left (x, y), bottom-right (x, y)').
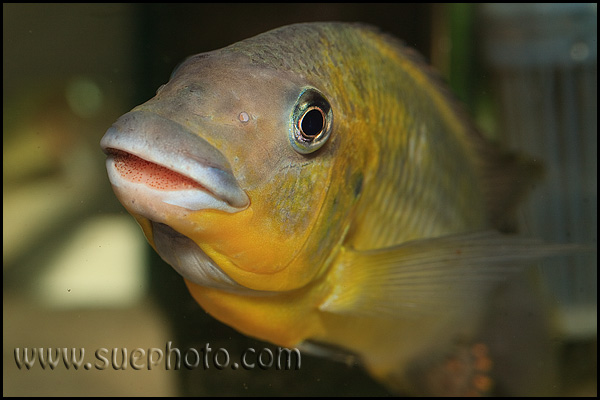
top-left (251, 159), bottom-right (331, 261)
top-left (308, 166), bottom-right (364, 259)
top-left (169, 159), bottom-right (330, 291)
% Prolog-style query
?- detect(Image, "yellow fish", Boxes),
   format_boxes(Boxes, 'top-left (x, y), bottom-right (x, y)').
top-left (101, 22), bottom-right (579, 395)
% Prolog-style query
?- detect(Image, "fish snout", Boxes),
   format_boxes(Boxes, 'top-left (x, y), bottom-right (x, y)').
top-left (100, 110), bottom-right (249, 218)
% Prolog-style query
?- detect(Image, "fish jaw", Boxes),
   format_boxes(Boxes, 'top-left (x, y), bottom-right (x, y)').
top-left (151, 221), bottom-right (244, 291)
top-left (100, 110), bottom-right (252, 290)
top-left (100, 110), bottom-right (250, 221)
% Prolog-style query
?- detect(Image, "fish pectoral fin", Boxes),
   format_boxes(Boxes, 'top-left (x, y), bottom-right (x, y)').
top-left (319, 230), bottom-right (585, 319)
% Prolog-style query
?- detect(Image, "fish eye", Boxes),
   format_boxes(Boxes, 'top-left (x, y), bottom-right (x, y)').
top-left (289, 88), bottom-right (333, 154)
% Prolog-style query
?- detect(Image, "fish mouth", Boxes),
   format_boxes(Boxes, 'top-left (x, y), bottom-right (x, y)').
top-left (100, 110), bottom-right (249, 218)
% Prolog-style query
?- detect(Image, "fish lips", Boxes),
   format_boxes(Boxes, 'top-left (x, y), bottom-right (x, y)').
top-left (100, 110), bottom-right (249, 219)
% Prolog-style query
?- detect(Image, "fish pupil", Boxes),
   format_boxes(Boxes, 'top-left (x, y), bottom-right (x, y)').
top-left (301, 108), bottom-right (325, 138)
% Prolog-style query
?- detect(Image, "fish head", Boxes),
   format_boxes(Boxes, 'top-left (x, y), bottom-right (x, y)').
top-left (101, 41), bottom-right (368, 293)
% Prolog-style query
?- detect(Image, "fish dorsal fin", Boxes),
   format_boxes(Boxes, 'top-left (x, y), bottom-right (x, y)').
top-left (320, 231), bottom-right (584, 319)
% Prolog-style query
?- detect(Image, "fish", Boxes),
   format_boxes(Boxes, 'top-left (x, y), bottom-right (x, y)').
top-left (100, 22), bottom-right (584, 395)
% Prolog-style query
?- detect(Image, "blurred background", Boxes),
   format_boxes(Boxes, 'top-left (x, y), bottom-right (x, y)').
top-left (3, 3), bottom-right (596, 396)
